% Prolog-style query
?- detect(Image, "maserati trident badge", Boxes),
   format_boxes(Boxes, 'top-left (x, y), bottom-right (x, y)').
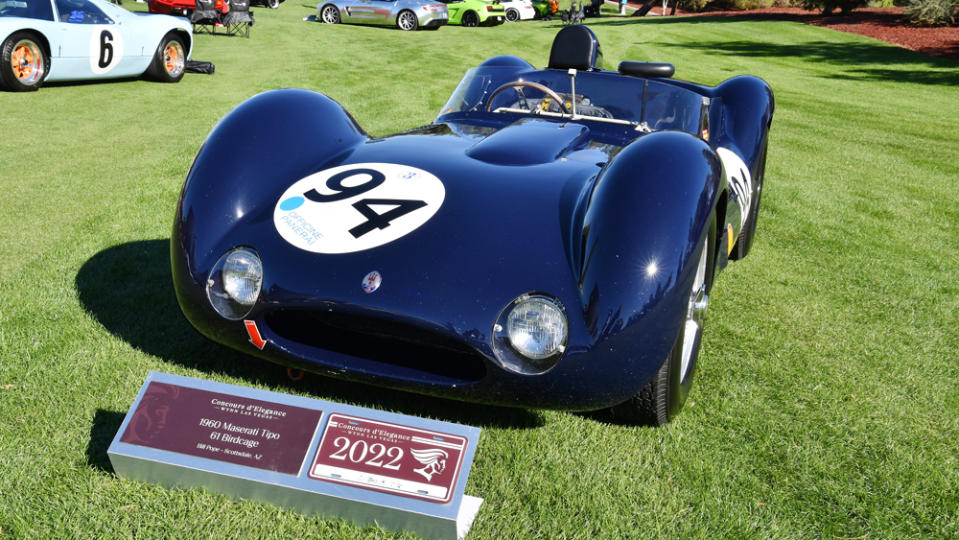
top-left (362, 271), bottom-right (382, 293)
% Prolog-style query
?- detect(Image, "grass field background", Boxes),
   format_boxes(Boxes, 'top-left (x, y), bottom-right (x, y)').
top-left (1, 3), bottom-right (957, 538)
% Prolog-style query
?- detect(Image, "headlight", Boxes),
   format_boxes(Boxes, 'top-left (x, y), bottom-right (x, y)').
top-left (492, 294), bottom-right (568, 374)
top-left (206, 248), bottom-right (263, 320)
top-left (507, 297), bottom-right (567, 360)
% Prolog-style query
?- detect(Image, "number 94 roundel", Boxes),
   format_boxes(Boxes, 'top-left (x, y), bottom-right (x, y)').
top-left (273, 163), bottom-right (445, 254)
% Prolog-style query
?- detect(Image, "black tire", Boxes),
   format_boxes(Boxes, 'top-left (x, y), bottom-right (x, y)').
top-left (730, 143), bottom-right (767, 260)
top-left (461, 10), bottom-right (479, 26)
top-left (0, 32), bottom-right (47, 92)
top-left (145, 33), bottom-right (186, 83)
top-left (506, 7), bottom-right (519, 21)
top-left (320, 4), bottom-right (340, 23)
top-left (266, 0), bottom-right (279, 8)
top-left (397, 10), bottom-right (418, 30)
top-left (609, 216), bottom-right (717, 425)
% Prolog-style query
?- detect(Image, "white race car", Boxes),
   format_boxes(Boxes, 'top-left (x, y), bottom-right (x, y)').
top-left (500, 0), bottom-right (534, 21)
top-left (0, 0), bottom-right (193, 91)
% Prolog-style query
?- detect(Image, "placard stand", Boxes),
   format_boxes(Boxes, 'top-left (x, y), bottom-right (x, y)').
top-left (108, 371), bottom-right (482, 539)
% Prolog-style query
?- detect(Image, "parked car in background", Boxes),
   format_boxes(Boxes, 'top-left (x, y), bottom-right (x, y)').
top-left (501, 0), bottom-right (534, 21)
top-left (529, 0), bottom-right (556, 18)
top-left (0, 0), bottom-right (192, 91)
top-left (317, 0), bottom-right (448, 31)
top-left (439, 0), bottom-right (504, 26)
top-left (148, 0), bottom-right (228, 15)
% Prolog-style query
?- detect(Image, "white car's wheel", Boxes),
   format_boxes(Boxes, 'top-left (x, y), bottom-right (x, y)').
top-left (397, 10), bottom-right (418, 30)
top-left (321, 4), bottom-right (340, 23)
top-left (506, 8), bottom-right (519, 21)
top-left (1, 32), bottom-right (47, 92)
top-left (146, 33), bottom-right (186, 83)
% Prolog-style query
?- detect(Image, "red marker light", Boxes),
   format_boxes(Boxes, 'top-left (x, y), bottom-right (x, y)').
top-left (244, 320), bottom-right (267, 350)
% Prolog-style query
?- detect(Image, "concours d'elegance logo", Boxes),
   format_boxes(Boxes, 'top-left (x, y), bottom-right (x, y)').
top-left (273, 163), bottom-right (445, 254)
top-left (411, 447), bottom-right (448, 481)
top-left (309, 414), bottom-right (467, 503)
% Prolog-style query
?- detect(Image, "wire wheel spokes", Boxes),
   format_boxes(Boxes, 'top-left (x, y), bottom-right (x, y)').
top-left (680, 235), bottom-right (709, 380)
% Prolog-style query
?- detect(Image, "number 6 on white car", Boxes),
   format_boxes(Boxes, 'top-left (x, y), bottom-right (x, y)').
top-left (0, 0), bottom-right (192, 91)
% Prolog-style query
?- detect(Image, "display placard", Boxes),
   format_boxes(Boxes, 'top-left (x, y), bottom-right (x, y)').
top-left (108, 372), bottom-right (482, 540)
top-left (310, 414), bottom-right (467, 503)
top-left (119, 381), bottom-right (322, 475)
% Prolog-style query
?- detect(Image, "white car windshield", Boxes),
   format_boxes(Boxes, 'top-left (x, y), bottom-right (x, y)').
top-left (0, 0), bottom-right (55, 20)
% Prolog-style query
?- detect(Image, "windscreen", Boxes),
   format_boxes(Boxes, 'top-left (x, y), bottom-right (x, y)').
top-left (438, 65), bottom-right (705, 135)
top-left (0, 0), bottom-right (55, 20)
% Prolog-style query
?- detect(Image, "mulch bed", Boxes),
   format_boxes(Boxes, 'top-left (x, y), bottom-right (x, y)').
top-left (627, 5), bottom-right (959, 61)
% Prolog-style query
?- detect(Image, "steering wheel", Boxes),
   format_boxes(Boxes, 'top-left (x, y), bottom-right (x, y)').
top-left (485, 81), bottom-right (570, 115)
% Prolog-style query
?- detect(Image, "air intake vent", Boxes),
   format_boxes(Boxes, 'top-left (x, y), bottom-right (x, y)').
top-left (265, 309), bottom-right (488, 382)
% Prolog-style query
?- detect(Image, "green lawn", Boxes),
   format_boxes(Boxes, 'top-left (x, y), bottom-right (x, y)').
top-left (1, 4), bottom-right (957, 538)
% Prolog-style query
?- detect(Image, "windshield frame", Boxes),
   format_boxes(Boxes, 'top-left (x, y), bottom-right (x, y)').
top-left (436, 62), bottom-right (707, 140)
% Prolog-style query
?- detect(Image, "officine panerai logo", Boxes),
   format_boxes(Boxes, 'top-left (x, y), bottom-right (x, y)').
top-left (362, 271), bottom-right (382, 293)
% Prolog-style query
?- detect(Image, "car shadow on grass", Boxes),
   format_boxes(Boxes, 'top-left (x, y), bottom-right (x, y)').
top-left (76, 239), bottom-right (544, 430)
top-left (42, 76), bottom-right (142, 89)
top-left (584, 16), bottom-right (959, 85)
top-left (661, 38), bottom-right (959, 86)
top-left (87, 409), bottom-right (125, 474)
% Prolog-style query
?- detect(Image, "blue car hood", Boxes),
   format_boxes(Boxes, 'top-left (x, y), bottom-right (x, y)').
top-left (250, 119), bottom-right (609, 336)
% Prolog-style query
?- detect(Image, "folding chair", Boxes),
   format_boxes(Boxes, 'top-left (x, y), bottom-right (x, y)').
top-left (221, 0), bottom-right (254, 38)
top-left (190, 0), bottom-right (220, 34)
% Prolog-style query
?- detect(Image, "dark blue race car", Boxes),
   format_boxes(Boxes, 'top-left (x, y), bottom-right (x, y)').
top-left (172, 26), bottom-right (774, 425)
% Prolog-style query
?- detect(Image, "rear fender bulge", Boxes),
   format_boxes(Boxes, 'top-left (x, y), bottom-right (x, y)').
top-left (575, 131), bottom-right (722, 393)
top-left (709, 75), bottom-right (774, 174)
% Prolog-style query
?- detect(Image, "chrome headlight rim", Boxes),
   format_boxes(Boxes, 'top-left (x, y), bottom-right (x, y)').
top-left (206, 247), bottom-right (263, 320)
top-left (491, 292), bottom-right (568, 375)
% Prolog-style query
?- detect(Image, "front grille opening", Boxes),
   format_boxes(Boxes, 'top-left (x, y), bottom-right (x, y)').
top-left (265, 309), bottom-right (487, 382)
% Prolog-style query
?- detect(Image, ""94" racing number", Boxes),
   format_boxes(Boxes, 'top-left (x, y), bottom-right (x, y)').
top-left (274, 163), bottom-right (445, 254)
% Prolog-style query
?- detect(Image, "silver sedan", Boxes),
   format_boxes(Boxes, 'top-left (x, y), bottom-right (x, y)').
top-left (317, 0), bottom-right (448, 30)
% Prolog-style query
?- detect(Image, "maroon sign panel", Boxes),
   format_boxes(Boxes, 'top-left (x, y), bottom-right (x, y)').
top-left (120, 382), bottom-right (322, 475)
top-left (308, 414), bottom-right (467, 503)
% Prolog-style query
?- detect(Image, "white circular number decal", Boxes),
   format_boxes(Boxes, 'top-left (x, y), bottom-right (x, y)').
top-left (88, 26), bottom-right (123, 75)
top-left (274, 162), bottom-right (445, 254)
top-left (716, 147), bottom-right (753, 229)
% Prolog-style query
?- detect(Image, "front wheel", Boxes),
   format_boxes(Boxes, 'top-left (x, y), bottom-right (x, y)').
top-left (145, 33), bottom-right (185, 83)
top-left (609, 218), bottom-right (716, 425)
top-left (266, 0), bottom-right (279, 7)
top-left (461, 10), bottom-right (479, 26)
top-left (0, 32), bottom-right (47, 92)
top-left (506, 8), bottom-right (519, 21)
top-left (320, 4), bottom-right (340, 23)
top-left (397, 10), bottom-right (418, 30)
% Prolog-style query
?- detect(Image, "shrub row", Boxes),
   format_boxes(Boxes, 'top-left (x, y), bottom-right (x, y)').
top-left (904, 0), bottom-right (957, 25)
top-left (674, 0), bottom-right (956, 23)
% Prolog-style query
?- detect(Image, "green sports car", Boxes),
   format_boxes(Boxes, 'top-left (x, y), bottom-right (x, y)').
top-left (440, 0), bottom-right (504, 26)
